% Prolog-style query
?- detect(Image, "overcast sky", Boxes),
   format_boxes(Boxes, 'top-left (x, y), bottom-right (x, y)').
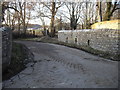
top-left (3, 0), bottom-right (117, 25)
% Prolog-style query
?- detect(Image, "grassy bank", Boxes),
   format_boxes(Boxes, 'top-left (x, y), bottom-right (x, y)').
top-left (3, 42), bottom-right (34, 81)
top-left (20, 36), bottom-right (119, 61)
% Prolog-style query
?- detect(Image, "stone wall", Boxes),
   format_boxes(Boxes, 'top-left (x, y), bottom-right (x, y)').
top-left (0, 2), bottom-right (2, 27)
top-left (0, 29), bottom-right (2, 87)
top-left (58, 29), bottom-right (119, 57)
top-left (91, 20), bottom-right (120, 29)
top-left (0, 1), bottom-right (2, 64)
top-left (0, 27), bottom-right (12, 71)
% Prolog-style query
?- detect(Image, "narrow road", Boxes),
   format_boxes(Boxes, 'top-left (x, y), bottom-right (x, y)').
top-left (3, 41), bottom-right (118, 88)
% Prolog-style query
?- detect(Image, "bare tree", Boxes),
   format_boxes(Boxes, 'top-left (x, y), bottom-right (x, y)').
top-left (64, 2), bottom-right (83, 30)
top-left (42, 1), bottom-right (64, 37)
top-left (96, 1), bottom-right (120, 21)
top-left (62, 1), bottom-right (96, 29)
top-left (103, 1), bottom-right (120, 21)
top-left (2, 2), bottom-right (19, 30)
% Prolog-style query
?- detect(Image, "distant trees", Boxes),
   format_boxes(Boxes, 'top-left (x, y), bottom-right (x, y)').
top-left (14, 2), bottom-right (34, 35)
top-left (1, 1), bottom-right (34, 36)
top-left (34, 2), bottom-right (49, 36)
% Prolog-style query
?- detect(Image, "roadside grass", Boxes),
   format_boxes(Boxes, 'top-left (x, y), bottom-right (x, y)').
top-left (19, 36), bottom-right (119, 61)
top-left (2, 42), bottom-right (33, 81)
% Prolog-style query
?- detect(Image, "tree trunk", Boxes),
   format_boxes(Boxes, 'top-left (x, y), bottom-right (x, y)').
top-left (70, 16), bottom-right (77, 30)
top-left (103, 2), bottom-right (112, 21)
top-left (59, 17), bottom-right (62, 30)
top-left (97, 1), bottom-right (102, 22)
top-left (49, 2), bottom-right (56, 37)
top-left (70, 4), bottom-right (78, 30)
top-left (85, 2), bottom-right (88, 29)
top-left (23, 2), bottom-right (26, 36)
top-left (18, 14), bottom-right (20, 35)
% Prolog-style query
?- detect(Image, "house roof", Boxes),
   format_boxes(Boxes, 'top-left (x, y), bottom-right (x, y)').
top-left (27, 24), bottom-right (41, 30)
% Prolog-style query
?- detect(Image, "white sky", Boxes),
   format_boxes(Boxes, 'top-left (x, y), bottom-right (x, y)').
top-left (29, 18), bottom-right (51, 25)
top-left (3, 0), bottom-right (118, 25)
top-left (27, 3), bottom-right (69, 25)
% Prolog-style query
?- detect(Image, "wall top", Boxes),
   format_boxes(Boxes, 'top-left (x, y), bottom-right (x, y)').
top-left (58, 29), bottom-right (120, 32)
top-left (0, 27), bottom-right (11, 31)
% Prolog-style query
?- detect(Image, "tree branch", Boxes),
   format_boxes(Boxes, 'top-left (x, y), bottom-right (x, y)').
top-left (6, 6), bottom-right (19, 12)
top-left (55, 2), bottom-right (64, 14)
top-left (114, 8), bottom-right (120, 11)
top-left (41, 2), bottom-right (52, 12)
top-left (111, 2), bottom-right (120, 14)
top-left (65, 3), bottom-right (72, 16)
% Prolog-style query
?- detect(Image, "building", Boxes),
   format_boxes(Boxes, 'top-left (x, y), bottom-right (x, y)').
top-left (27, 24), bottom-right (43, 36)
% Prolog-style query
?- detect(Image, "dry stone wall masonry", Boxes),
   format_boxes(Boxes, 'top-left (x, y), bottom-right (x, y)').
top-left (58, 29), bottom-right (119, 60)
top-left (0, 2), bottom-right (2, 89)
top-left (0, 29), bottom-right (2, 88)
top-left (0, 27), bottom-right (12, 71)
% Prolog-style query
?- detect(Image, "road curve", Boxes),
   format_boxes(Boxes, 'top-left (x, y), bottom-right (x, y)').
top-left (3, 41), bottom-right (118, 88)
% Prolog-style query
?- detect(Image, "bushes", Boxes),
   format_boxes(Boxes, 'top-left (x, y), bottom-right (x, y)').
top-left (12, 32), bottom-right (38, 39)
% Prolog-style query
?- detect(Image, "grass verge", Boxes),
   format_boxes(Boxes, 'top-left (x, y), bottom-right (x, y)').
top-left (19, 36), bottom-right (119, 61)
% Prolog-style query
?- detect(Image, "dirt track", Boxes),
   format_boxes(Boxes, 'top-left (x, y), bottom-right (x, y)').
top-left (3, 41), bottom-right (118, 88)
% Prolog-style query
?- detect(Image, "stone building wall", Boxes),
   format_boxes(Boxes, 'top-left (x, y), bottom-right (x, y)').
top-left (58, 29), bottom-right (119, 56)
top-left (0, 27), bottom-right (12, 71)
top-left (91, 20), bottom-right (120, 29)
